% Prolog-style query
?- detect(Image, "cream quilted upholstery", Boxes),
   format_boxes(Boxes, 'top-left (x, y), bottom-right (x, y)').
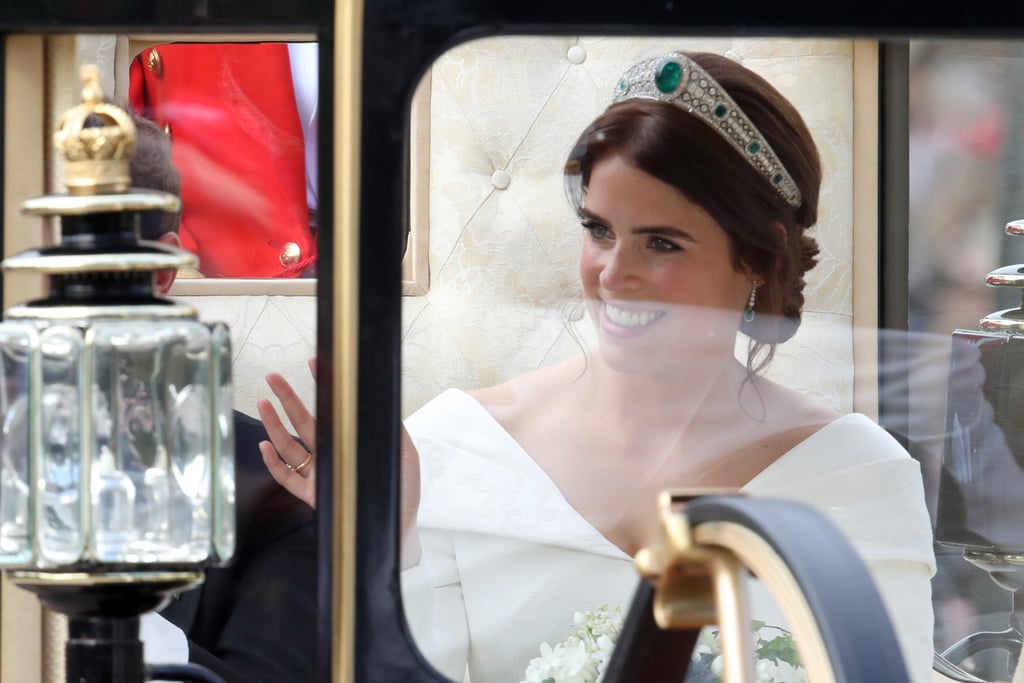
top-left (84, 34), bottom-right (866, 424)
top-left (401, 36), bottom-right (862, 419)
top-left (174, 291), bottom-right (317, 418)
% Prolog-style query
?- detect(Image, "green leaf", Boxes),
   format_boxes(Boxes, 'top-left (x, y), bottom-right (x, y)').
top-left (757, 635), bottom-right (800, 666)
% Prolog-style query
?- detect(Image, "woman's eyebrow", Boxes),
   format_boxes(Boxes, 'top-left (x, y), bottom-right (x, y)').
top-left (580, 208), bottom-right (697, 242)
top-left (633, 226), bottom-right (697, 243)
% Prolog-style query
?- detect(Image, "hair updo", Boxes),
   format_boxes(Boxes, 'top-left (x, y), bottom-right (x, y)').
top-left (564, 51), bottom-right (822, 372)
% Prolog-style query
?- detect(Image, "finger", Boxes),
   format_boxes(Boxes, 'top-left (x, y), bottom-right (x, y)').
top-left (260, 439), bottom-right (293, 483)
top-left (307, 357), bottom-right (317, 382)
top-left (262, 375), bottom-right (316, 452)
top-left (256, 398), bottom-right (311, 466)
top-left (260, 440), bottom-right (317, 510)
top-left (265, 373), bottom-right (317, 451)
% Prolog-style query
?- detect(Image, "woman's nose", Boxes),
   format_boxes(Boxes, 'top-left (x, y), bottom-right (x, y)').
top-left (599, 247), bottom-right (640, 290)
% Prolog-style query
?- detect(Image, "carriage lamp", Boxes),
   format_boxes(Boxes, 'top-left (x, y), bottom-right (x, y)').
top-left (0, 66), bottom-right (235, 683)
top-left (936, 217), bottom-right (1024, 680)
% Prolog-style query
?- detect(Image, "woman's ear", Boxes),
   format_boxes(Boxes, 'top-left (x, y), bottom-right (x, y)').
top-left (748, 221), bottom-right (789, 281)
top-left (739, 260), bottom-right (764, 286)
top-left (772, 220), bottom-right (788, 246)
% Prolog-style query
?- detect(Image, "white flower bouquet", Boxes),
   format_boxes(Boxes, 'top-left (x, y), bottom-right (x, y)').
top-left (521, 607), bottom-right (807, 683)
top-left (520, 604), bottom-right (623, 683)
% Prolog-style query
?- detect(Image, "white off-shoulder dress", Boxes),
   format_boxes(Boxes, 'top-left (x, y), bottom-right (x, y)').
top-left (401, 389), bottom-right (936, 683)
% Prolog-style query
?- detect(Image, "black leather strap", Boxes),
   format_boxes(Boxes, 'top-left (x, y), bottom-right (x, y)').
top-left (604, 495), bottom-right (911, 683)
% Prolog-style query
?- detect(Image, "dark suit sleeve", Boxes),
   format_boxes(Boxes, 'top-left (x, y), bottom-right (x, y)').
top-left (161, 411), bottom-right (317, 683)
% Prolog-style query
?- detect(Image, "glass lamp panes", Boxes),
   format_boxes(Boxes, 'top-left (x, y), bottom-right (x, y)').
top-left (0, 317), bottom-right (234, 569)
top-left (211, 322), bottom-right (235, 562)
top-left (0, 325), bottom-right (34, 564)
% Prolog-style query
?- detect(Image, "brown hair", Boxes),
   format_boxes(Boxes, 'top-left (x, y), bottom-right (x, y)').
top-left (564, 51), bottom-right (822, 372)
top-left (128, 110), bottom-right (181, 240)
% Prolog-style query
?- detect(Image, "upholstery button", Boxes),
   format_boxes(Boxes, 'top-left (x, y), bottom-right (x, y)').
top-left (566, 45), bottom-right (586, 65)
top-left (280, 242), bottom-right (302, 267)
top-left (146, 48), bottom-right (163, 78)
top-left (491, 169), bottom-right (511, 190)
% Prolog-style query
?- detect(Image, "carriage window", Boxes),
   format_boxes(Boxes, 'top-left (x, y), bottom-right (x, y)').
top-left (0, 34), bottom-right (322, 683)
top-left (398, 35), bottom-right (946, 683)
top-left (120, 38), bottom-right (427, 295)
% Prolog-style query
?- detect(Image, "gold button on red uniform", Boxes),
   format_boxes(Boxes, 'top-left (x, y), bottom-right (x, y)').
top-left (279, 242), bottom-right (302, 267)
top-left (145, 48), bottom-right (163, 77)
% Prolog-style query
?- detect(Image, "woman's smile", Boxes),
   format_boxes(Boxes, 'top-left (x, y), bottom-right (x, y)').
top-left (600, 300), bottom-right (666, 335)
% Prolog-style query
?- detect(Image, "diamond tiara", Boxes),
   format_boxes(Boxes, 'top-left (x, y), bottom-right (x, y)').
top-left (612, 53), bottom-right (803, 209)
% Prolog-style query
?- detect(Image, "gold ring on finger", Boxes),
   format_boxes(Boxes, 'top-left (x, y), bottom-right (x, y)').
top-left (292, 452), bottom-right (313, 474)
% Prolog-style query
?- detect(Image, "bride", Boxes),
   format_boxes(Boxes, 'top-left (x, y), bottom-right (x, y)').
top-left (257, 50), bottom-right (936, 683)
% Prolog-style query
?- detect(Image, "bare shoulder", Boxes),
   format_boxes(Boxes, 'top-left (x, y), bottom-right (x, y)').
top-left (757, 380), bottom-right (842, 442)
top-left (467, 358), bottom-right (584, 420)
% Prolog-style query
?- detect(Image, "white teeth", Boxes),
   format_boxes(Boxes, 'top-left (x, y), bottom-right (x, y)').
top-left (605, 303), bottom-right (661, 328)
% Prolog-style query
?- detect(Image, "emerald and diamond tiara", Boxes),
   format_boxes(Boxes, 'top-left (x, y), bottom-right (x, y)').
top-left (612, 53), bottom-right (803, 209)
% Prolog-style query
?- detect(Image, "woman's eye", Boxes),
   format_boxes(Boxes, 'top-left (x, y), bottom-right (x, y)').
top-left (650, 236), bottom-right (680, 252)
top-left (582, 221), bottom-right (611, 240)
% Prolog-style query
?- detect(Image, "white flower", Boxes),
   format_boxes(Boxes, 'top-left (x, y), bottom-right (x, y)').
top-left (710, 654), bottom-right (724, 677)
top-left (521, 638), bottom-right (597, 683)
top-left (520, 605), bottom-right (624, 683)
top-left (522, 606), bottom-right (807, 683)
top-left (758, 659), bottom-right (807, 683)
top-left (593, 635), bottom-right (616, 679)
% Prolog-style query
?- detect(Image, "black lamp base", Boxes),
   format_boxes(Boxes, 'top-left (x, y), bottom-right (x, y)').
top-left (66, 615), bottom-right (144, 683)
top-left (7, 569), bottom-right (215, 683)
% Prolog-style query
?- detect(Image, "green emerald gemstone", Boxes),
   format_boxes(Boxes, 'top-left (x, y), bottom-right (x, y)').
top-left (655, 60), bottom-right (682, 93)
top-left (714, 104), bottom-right (728, 117)
top-left (772, 173), bottom-right (783, 184)
top-left (747, 141), bottom-right (762, 155)
top-left (617, 78), bottom-right (628, 93)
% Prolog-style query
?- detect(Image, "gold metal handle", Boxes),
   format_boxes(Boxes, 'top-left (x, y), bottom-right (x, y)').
top-left (633, 490), bottom-right (850, 683)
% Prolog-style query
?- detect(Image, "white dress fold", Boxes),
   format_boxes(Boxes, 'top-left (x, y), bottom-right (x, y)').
top-left (402, 388), bottom-right (936, 683)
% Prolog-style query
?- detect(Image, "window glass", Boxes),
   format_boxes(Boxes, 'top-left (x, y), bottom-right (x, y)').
top-left (909, 39), bottom-right (1024, 682)
top-left (398, 35), bottom-right (938, 683)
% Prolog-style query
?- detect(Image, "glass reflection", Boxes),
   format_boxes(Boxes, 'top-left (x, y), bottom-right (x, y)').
top-left (908, 40), bottom-right (1024, 681)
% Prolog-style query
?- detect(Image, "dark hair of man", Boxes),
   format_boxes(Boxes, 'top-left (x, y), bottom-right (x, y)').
top-left (128, 111), bottom-right (181, 241)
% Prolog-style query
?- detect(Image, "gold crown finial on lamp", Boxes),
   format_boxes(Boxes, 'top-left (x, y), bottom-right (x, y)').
top-left (52, 64), bottom-right (136, 196)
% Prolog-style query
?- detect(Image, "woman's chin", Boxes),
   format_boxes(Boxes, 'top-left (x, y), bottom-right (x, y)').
top-left (595, 335), bottom-right (675, 376)
top-left (594, 324), bottom-right (737, 377)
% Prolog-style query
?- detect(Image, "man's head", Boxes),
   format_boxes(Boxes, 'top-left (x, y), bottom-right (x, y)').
top-left (128, 109), bottom-right (183, 294)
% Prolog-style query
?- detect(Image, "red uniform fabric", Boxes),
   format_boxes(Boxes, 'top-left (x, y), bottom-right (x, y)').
top-left (129, 43), bottom-right (317, 278)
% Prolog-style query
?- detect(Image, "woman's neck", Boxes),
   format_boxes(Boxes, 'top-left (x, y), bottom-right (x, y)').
top-left (572, 350), bottom-right (751, 436)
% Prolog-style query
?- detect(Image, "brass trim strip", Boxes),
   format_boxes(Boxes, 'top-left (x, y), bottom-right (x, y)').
top-left (693, 521), bottom-right (837, 683)
top-left (9, 570), bottom-right (204, 587)
top-left (333, 0), bottom-right (364, 681)
top-left (851, 40), bottom-right (880, 418)
top-left (21, 190), bottom-right (179, 216)
top-left (5, 303), bottom-right (198, 320)
top-left (3, 251), bottom-right (197, 273)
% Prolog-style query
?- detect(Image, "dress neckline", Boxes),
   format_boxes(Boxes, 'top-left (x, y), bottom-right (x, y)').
top-left (429, 388), bottom-right (863, 559)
